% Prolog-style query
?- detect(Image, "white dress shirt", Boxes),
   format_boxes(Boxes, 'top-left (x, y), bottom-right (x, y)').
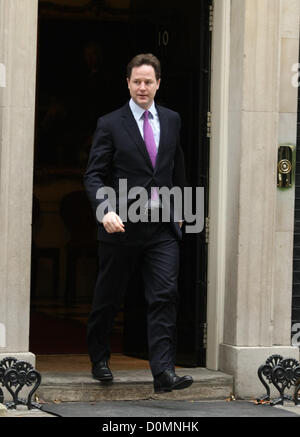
top-left (129, 98), bottom-right (160, 149)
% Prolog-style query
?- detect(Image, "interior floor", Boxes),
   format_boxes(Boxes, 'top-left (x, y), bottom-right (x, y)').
top-left (30, 298), bottom-right (123, 355)
top-left (36, 353), bottom-right (150, 373)
top-left (31, 298), bottom-right (184, 372)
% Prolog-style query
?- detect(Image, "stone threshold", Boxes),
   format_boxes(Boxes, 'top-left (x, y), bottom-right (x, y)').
top-left (36, 368), bottom-right (234, 402)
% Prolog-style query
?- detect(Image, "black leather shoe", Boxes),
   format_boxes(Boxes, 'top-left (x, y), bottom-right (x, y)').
top-left (92, 360), bottom-right (113, 383)
top-left (153, 369), bottom-right (193, 393)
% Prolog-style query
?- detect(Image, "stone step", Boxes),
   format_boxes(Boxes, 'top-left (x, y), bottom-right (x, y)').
top-left (36, 368), bottom-right (234, 402)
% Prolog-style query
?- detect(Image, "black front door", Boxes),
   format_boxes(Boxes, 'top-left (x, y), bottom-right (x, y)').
top-left (123, 0), bottom-right (211, 367)
top-left (292, 44), bottom-right (300, 347)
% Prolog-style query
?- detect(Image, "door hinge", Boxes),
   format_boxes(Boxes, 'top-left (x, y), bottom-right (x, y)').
top-left (203, 322), bottom-right (208, 349)
top-left (209, 2), bottom-right (214, 32)
top-left (205, 216), bottom-right (210, 244)
top-left (207, 111), bottom-right (211, 138)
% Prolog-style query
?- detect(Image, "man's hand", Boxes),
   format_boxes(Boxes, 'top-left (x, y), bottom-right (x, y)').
top-left (179, 221), bottom-right (183, 229)
top-left (102, 211), bottom-right (125, 233)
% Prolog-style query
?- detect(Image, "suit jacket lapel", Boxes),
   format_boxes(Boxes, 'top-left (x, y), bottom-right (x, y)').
top-left (121, 103), bottom-right (154, 170)
top-left (156, 105), bottom-right (168, 170)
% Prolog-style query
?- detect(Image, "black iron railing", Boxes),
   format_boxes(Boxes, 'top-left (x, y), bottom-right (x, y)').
top-left (0, 357), bottom-right (41, 410)
top-left (257, 355), bottom-right (300, 406)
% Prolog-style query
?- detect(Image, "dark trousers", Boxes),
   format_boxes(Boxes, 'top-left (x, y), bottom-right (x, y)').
top-left (87, 222), bottom-right (180, 377)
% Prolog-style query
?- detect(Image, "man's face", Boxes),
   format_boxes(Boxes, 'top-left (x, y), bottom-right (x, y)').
top-left (127, 64), bottom-right (160, 110)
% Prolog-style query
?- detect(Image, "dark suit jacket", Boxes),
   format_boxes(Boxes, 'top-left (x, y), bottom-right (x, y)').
top-left (84, 101), bottom-right (186, 243)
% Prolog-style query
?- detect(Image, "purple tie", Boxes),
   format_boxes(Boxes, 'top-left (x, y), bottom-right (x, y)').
top-left (143, 110), bottom-right (158, 202)
top-left (143, 110), bottom-right (157, 168)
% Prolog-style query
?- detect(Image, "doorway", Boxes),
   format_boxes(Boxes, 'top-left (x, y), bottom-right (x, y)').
top-left (30, 0), bottom-right (211, 368)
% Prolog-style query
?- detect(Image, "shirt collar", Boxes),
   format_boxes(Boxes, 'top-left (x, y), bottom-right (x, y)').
top-left (129, 98), bottom-right (157, 121)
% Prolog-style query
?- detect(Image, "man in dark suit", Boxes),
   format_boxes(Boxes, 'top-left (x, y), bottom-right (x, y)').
top-left (84, 53), bottom-right (193, 393)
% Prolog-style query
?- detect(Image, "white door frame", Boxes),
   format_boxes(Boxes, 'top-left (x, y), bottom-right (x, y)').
top-left (206, 0), bottom-right (231, 370)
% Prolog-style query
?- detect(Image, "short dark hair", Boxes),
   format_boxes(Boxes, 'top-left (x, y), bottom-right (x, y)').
top-left (127, 53), bottom-right (161, 80)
